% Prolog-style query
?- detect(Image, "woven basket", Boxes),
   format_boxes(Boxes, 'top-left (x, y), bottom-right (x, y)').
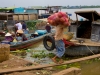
top-left (63, 32), bottom-right (74, 41)
top-left (0, 44), bottom-right (10, 62)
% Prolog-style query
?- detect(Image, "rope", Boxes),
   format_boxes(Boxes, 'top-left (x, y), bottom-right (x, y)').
top-left (85, 45), bottom-right (95, 55)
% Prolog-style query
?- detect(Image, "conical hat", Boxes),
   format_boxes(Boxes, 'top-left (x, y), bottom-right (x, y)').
top-left (5, 33), bottom-right (12, 36)
top-left (34, 31), bottom-right (38, 35)
top-left (17, 30), bottom-right (23, 34)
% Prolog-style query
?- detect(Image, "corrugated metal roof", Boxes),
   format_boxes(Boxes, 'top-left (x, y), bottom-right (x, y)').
top-left (6, 6), bottom-right (15, 9)
top-left (38, 18), bottom-right (47, 22)
top-left (31, 6), bottom-right (47, 10)
top-left (75, 10), bottom-right (100, 21)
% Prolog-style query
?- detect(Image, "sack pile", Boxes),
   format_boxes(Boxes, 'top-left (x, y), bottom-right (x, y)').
top-left (47, 12), bottom-right (70, 26)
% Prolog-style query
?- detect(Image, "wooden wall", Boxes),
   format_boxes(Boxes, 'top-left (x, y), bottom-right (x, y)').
top-left (0, 13), bottom-right (38, 20)
top-left (13, 14), bottom-right (38, 20)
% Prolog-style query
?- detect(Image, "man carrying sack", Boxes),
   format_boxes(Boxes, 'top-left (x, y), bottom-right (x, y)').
top-left (47, 12), bottom-right (70, 64)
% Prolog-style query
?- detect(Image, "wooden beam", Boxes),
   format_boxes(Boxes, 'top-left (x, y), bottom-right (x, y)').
top-left (52, 67), bottom-right (81, 75)
top-left (7, 15), bottom-right (8, 21)
top-left (0, 54), bottom-right (100, 74)
top-left (92, 12), bottom-right (94, 22)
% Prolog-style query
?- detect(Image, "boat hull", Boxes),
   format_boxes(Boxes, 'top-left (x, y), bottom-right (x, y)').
top-left (10, 33), bottom-right (53, 51)
top-left (65, 45), bottom-right (100, 56)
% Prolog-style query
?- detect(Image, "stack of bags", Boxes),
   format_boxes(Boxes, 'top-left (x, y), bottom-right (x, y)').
top-left (47, 12), bottom-right (70, 26)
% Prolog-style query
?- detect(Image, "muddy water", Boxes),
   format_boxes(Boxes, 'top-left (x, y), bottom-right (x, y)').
top-left (24, 41), bottom-right (56, 64)
top-left (81, 61), bottom-right (100, 75)
top-left (24, 41), bottom-right (100, 75)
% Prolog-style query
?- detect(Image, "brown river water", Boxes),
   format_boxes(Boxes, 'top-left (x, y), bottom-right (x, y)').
top-left (23, 41), bottom-right (100, 75)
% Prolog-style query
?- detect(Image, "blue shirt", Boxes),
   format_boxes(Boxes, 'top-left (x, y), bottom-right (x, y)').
top-left (22, 24), bottom-right (27, 30)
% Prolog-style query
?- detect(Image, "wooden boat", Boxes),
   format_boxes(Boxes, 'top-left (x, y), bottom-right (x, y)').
top-left (64, 38), bottom-right (100, 56)
top-left (0, 29), bottom-right (54, 51)
top-left (10, 32), bottom-right (54, 51)
top-left (43, 10), bottom-right (100, 56)
top-left (65, 10), bottom-right (100, 56)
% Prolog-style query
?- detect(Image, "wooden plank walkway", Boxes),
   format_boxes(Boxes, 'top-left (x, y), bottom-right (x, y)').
top-left (52, 67), bottom-right (81, 75)
top-left (0, 54), bottom-right (100, 74)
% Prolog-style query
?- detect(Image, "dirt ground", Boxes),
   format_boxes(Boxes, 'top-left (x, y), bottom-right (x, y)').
top-left (0, 55), bottom-right (60, 75)
top-left (3, 69), bottom-right (59, 75)
top-left (0, 55), bottom-right (33, 70)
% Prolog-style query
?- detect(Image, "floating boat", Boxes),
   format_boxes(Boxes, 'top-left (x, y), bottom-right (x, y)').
top-left (43, 10), bottom-right (100, 56)
top-left (1, 29), bottom-right (54, 51)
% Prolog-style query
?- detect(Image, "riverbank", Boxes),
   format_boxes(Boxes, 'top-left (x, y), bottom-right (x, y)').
top-left (1, 52), bottom-right (100, 75)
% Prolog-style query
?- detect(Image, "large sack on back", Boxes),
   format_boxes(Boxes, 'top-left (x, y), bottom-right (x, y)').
top-left (47, 12), bottom-right (69, 26)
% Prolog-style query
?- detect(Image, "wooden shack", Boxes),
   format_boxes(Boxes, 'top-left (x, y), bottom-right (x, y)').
top-left (69, 10), bottom-right (100, 42)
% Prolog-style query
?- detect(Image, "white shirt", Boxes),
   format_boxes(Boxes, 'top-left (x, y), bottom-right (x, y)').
top-left (15, 23), bottom-right (22, 30)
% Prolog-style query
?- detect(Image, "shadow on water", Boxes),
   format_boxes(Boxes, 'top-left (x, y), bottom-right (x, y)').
top-left (11, 41), bottom-right (100, 75)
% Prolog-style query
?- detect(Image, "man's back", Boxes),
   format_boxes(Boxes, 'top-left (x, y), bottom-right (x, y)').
top-left (16, 23), bottom-right (22, 30)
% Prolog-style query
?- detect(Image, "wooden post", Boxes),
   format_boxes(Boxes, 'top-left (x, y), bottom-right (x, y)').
top-left (23, 14), bottom-right (24, 20)
top-left (18, 14), bottom-right (19, 20)
top-left (92, 12), bottom-right (94, 22)
top-left (76, 14), bottom-right (78, 25)
top-left (7, 14), bottom-right (8, 21)
top-left (75, 13), bottom-right (78, 39)
top-left (28, 14), bottom-right (30, 20)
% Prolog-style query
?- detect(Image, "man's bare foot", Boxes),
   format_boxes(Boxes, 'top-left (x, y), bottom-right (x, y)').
top-left (58, 59), bottom-right (64, 64)
top-left (52, 58), bottom-right (58, 64)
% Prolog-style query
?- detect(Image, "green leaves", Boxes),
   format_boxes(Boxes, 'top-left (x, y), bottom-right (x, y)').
top-left (26, 20), bottom-right (43, 30)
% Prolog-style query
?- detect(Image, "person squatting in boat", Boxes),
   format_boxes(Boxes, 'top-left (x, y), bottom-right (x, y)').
top-left (16, 29), bottom-right (27, 42)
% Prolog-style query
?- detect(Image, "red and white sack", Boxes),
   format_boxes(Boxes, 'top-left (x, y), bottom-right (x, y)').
top-left (47, 12), bottom-right (70, 26)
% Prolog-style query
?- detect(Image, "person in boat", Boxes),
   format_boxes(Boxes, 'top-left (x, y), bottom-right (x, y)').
top-left (45, 23), bottom-right (51, 33)
top-left (52, 25), bottom-right (66, 64)
top-left (9, 31), bottom-right (18, 42)
top-left (2, 20), bottom-right (8, 31)
top-left (16, 29), bottom-right (27, 42)
top-left (14, 21), bottom-right (22, 32)
top-left (21, 21), bottom-right (29, 34)
top-left (4, 32), bottom-right (14, 42)
top-left (31, 31), bottom-right (39, 38)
